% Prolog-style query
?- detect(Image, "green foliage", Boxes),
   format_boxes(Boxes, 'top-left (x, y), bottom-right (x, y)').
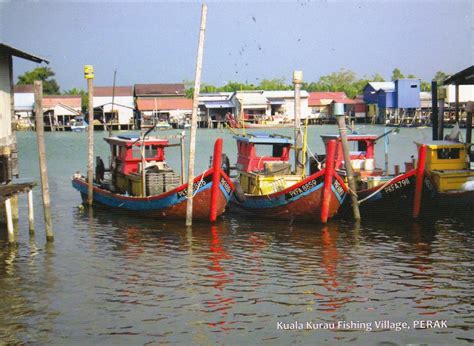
top-left (64, 88), bottom-right (87, 113)
top-left (420, 82), bottom-right (431, 92)
top-left (391, 68), bottom-right (405, 81)
top-left (17, 66), bottom-right (60, 95)
top-left (434, 71), bottom-right (449, 84)
top-left (183, 68), bottom-right (448, 100)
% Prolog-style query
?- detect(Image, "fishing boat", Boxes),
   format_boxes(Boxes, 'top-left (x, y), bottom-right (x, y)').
top-left (71, 134), bottom-right (234, 221)
top-left (230, 133), bottom-right (347, 222)
top-left (415, 140), bottom-right (474, 212)
top-left (319, 134), bottom-right (418, 217)
top-left (70, 116), bottom-right (88, 132)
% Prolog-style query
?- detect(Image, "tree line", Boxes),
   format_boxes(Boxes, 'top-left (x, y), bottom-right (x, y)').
top-left (17, 67), bottom-right (450, 111)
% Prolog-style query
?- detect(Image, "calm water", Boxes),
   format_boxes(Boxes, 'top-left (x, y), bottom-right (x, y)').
top-left (0, 126), bottom-right (473, 344)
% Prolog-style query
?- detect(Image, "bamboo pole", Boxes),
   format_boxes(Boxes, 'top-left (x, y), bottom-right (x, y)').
top-left (85, 67), bottom-right (94, 206)
top-left (335, 104), bottom-right (360, 221)
top-left (293, 71), bottom-right (304, 176)
top-left (109, 69), bottom-right (117, 136)
top-left (5, 198), bottom-right (14, 243)
top-left (27, 189), bottom-right (35, 235)
top-left (185, 4), bottom-right (208, 227)
top-left (34, 81), bottom-right (54, 242)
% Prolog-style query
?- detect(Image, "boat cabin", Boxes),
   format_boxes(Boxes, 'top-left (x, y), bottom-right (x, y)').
top-left (105, 135), bottom-right (169, 175)
top-left (234, 134), bottom-right (300, 195)
top-left (416, 141), bottom-right (474, 192)
top-left (103, 135), bottom-right (180, 196)
top-left (320, 134), bottom-right (383, 177)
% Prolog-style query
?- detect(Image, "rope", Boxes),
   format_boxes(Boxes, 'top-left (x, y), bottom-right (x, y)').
top-left (186, 170), bottom-right (207, 199)
top-left (357, 174), bottom-right (405, 205)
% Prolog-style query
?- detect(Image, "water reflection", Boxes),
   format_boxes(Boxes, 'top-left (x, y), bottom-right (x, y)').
top-left (0, 204), bottom-right (472, 344)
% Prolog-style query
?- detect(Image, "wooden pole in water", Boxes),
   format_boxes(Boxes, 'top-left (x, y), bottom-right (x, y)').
top-left (335, 104), bottom-right (361, 221)
top-left (5, 198), bottom-right (15, 243)
top-left (27, 189), bottom-right (35, 235)
top-left (34, 81), bottom-right (54, 242)
top-left (108, 69), bottom-right (117, 136)
top-left (180, 131), bottom-right (185, 184)
top-left (293, 71), bottom-right (304, 176)
top-left (185, 4), bottom-right (208, 227)
top-left (84, 66), bottom-right (95, 206)
top-left (431, 80), bottom-right (438, 140)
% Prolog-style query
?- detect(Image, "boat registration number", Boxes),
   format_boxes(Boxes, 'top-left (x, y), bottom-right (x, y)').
top-left (177, 178), bottom-right (209, 199)
top-left (384, 178), bottom-right (410, 194)
top-left (220, 177), bottom-right (232, 195)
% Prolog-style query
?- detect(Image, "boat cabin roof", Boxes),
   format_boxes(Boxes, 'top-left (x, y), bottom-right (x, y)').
top-left (104, 135), bottom-right (169, 147)
top-left (415, 140), bottom-right (465, 149)
top-left (321, 134), bottom-right (379, 142)
top-left (233, 133), bottom-right (294, 145)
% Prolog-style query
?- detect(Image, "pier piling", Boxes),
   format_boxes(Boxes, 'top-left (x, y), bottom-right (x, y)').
top-left (27, 189), bottom-right (34, 235)
top-left (293, 71), bottom-right (304, 176)
top-left (34, 81), bottom-right (54, 242)
top-left (84, 66), bottom-right (95, 206)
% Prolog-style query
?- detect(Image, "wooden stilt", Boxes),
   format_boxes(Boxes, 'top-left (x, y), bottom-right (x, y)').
top-left (27, 189), bottom-right (35, 235)
top-left (5, 198), bottom-right (14, 243)
top-left (185, 4), bottom-right (208, 227)
top-left (34, 81), bottom-right (54, 242)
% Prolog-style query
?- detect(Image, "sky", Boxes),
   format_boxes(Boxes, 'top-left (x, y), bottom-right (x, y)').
top-left (0, 0), bottom-right (472, 92)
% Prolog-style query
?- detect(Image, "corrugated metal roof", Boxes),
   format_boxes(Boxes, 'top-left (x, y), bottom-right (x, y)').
top-left (444, 65), bottom-right (474, 85)
top-left (0, 43), bottom-right (49, 64)
top-left (202, 101), bottom-right (234, 109)
top-left (234, 91), bottom-right (268, 106)
top-left (136, 97), bottom-right (192, 111)
top-left (43, 95), bottom-right (81, 108)
top-left (368, 82), bottom-right (395, 92)
top-left (308, 91), bottom-right (354, 106)
top-left (263, 90), bottom-right (309, 98)
top-left (13, 85), bottom-right (34, 93)
top-left (94, 86), bottom-right (133, 97)
top-left (134, 83), bottom-right (185, 96)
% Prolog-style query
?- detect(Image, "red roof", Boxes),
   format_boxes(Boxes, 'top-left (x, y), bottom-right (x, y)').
top-left (134, 83), bottom-right (185, 96)
top-left (136, 97), bottom-right (193, 111)
top-left (94, 86), bottom-right (133, 97)
top-left (43, 95), bottom-right (81, 108)
top-left (14, 84), bottom-right (34, 93)
top-left (308, 91), bottom-right (362, 106)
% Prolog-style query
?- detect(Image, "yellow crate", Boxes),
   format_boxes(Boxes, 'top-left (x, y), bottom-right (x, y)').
top-left (430, 170), bottom-right (474, 192)
top-left (239, 172), bottom-right (302, 195)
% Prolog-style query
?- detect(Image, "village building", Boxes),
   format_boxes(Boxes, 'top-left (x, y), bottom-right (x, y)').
top-left (263, 90), bottom-right (309, 122)
top-left (363, 79), bottom-right (420, 123)
top-left (1, 43), bottom-right (48, 185)
top-left (43, 95), bottom-right (82, 131)
top-left (135, 83), bottom-right (188, 128)
top-left (230, 90), bottom-right (269, 123)
top-left (93, 86), bottom-right (135, 130)
top-left (136, 97), bottom-right (192, 129)
top-left (308, 92), bottom-right (366, 123)
top-left (13, 84), bottom-right (35, 130)
top-left (1, 43), bottom-right (48, 231)
top-left (198, 92), bottom-right (233, 128)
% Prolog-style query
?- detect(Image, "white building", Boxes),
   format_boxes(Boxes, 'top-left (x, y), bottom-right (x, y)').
top-left (93, 86), bottom-right (134, 126)
top-left (13, 84), bottom-right (35, 128)
top-left (263, 90), bottom-right (309, 119)
top-left (442, 85), bottom-right (474, 103)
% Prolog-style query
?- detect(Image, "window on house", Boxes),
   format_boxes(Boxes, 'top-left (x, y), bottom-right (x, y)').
top-left (410, 85), bottom-right (417, 88)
